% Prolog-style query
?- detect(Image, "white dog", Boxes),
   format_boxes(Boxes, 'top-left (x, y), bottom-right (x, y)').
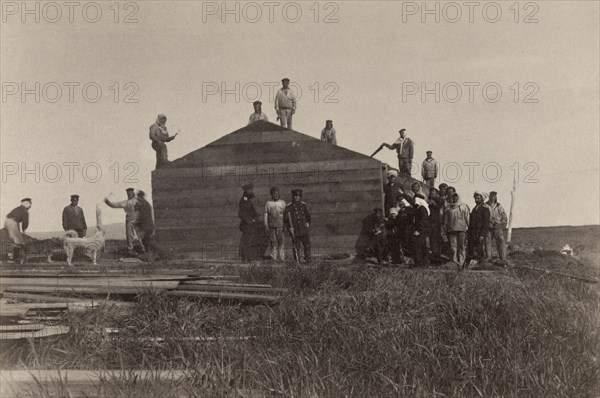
top-left (63, 205), bottom-right (106, 266)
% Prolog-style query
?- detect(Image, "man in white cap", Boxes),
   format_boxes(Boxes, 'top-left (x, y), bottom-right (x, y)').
top-left (149, 114), bottom-right (177, 169)
top-left (384, 129), bottom-right (414, 178)
top-left (274, 78), bottom-right (296, 129)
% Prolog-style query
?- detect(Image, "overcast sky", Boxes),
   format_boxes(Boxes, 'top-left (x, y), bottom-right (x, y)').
top-left (1, 1), bottom-right (598, 231)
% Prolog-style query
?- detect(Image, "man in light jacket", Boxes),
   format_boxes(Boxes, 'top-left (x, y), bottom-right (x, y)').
top-left (443, 192), bottom-right (470, 268)
top-left (486, 191), bottom-right (508, 261)
top-left (421, 151), bottom-right (439, 189)
top-left (149, 114), bottom-right (177, 169)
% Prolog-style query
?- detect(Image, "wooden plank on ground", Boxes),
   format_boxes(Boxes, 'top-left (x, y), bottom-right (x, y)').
top-left (0, 325), bottom-right (69, 340)
top-left (168, 290), bottom-right (281, 302)
top-left (177, 284), bottom-right (287, 293)
top-left (0, 369), bottom-right (189, 398)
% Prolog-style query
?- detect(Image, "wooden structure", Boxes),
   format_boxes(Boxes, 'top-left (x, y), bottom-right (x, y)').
top-left (151, 121), bottom-right (386, 259)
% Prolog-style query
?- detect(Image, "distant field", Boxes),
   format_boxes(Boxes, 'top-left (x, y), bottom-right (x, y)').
top-left (511, 225), bottom-right (599, 267)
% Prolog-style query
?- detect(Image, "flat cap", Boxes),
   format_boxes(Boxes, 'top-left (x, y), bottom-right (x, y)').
top-left (281, 78), bottom-right (290, 82)
top-left (21, 198), bottom-right (32, 203)
top-left (70, 194), bottom-right (80, 199)
top-left (253, 100), bottom-right (262, 105)
top-left (291, 189), bottom-right (303, 196)
top-left (126, 188), bottom-right (135, 192)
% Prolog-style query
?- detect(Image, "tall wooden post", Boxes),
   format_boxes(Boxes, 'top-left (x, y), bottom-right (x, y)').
top-left (507, 181), bottom-right (517, 243)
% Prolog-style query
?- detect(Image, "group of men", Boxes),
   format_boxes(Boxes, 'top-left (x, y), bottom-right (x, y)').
top-left (149, 78), bottom-right (338, 170)
top-left (358, 171), bottom-right (509, 268)
top-left (3, 189), bottom-right (157, 263)
top-left (237, 183), bottom-right (312, 263)
top-left (248, 78), bottom-right (337, 144)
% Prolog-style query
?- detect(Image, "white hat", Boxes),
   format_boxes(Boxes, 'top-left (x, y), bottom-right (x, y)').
top-left (387, 170), bottom-right (398, 177)
top-left (389, 207), bottom-right (399, 215)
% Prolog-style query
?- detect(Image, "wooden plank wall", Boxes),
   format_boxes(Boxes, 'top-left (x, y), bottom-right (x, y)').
top-left (152, 159), bottom-right (383, 259)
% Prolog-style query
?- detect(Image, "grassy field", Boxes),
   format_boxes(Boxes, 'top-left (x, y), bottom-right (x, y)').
top-left (1, 226), bottom-right (599, 397)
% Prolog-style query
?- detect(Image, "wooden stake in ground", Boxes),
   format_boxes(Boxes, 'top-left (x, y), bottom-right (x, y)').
top-left (507, 180), bottom-right (517, 243)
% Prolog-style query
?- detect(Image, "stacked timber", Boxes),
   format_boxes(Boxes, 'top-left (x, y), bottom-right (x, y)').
top-left (152, 120), bottom-right (385, 259)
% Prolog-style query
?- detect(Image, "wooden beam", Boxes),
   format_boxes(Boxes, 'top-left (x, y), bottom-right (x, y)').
top-left (168, 290), bottom-right (281, 302)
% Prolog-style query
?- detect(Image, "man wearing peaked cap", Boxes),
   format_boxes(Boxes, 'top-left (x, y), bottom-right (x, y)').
top-left (275, 78), bottom-right (297, 130)
top-left (248, 100), bottom-right (269, 125)
top-left (284, 189), bottom-right (312, 263)
top-left (238, 183), bottom-right (266, 261)
top-left (105, 188), bottom-right (139, 255)
top-left (63, 194), bottom-right (87, 238)
top-left (4, 198), bottom-right (32, 263)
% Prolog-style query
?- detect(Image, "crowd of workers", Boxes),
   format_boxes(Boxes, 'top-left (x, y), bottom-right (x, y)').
top-left (356, 171), bottom-right (509, 268)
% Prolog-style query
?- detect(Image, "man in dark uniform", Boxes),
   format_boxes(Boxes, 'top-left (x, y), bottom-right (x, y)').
top-left (134, 191), bottom-right (157, 260)
top-left (411, 194), bottom-right (430, 268)
top-left (284, 189), bottom-right (312, 263)
top-left (467, 191), bottom-right (491, 267)
top-left (238, 183), bottom-right (264, 261)
top-left (383, 170), bottom-right (400, 217)
top-left (62, 194), bottom-right (87, 238)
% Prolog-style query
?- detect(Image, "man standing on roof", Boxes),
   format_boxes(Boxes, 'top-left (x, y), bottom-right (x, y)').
top-left (384, 129), bottom-right (414, 178)
top-left (320, 120), bottom-right (337, 145)
top-left (421, 151), bottom-right (439, 189)
top-left (248, 101), bottom-right (269, 125)
top-left (275, 78), bottom-right (296, 130)
top-left (105, 188), bottom-right (138, 256)
top-left (149, 114), bottom-right (177, 169)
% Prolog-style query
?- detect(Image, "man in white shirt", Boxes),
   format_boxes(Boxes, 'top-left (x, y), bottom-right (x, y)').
top-left (264, 187), bottom-right (287, 261)
top-left (248, 101), bottom-right (269, 125)
top-left (384, 128), bottom-right (414, 178)
top-left (320, 120), bottom-right (337, 145)
top-left (105, 188), bottom-right (138, 255)
top-left (274, 78), bottom-right (296, 130)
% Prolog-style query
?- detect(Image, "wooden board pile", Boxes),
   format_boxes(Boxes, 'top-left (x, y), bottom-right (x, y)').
top-left (0, 273), bottom-right (286, 340)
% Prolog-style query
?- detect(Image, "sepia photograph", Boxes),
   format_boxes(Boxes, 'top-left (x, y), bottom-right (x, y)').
top-left (0, 1), bottom-right (599, 396)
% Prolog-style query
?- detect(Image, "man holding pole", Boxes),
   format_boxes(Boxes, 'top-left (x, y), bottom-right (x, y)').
top-left (371, 129), bottom-right (414, 178)
top-left (486, 191), bottom-right (508, 262)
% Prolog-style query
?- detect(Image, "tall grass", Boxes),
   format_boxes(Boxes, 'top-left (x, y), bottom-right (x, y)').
top-left (2, 261), bottom-right (598, 397)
